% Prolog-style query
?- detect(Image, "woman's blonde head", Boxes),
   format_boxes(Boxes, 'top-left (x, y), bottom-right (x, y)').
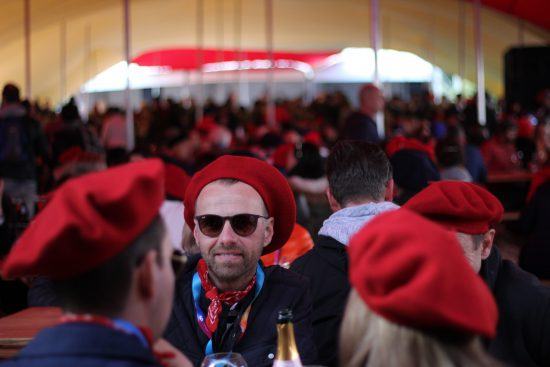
top-left (339, 289), bottom-right (500, 367)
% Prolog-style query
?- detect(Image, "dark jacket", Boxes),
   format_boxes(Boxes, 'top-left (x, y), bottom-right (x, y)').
top-left (0, 195), bottom-right (27, 316)
top-left (342, 112), bottom-right (379, 143)
top-left (0, 323), bottom-right (161, 367)
top-left (290, 235), bottom-right (350, 367)
top-left (0, 105), bottom-right (49, 180)
top-left (480, 247), bottom-right (550, 367)
top-left (0, 194), bottom-right (17, 257)
top-left (519, 181), bottom-right (550, 279)
top-left (165, 257), bottom-right (317, 367)
top-left (465, 144), bottom-right (487, 183)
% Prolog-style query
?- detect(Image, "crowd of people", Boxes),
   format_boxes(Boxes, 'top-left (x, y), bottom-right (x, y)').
top-left (0, 80), bottom-right (549, 367)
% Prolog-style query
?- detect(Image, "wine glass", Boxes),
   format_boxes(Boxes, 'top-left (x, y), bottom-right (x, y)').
top-left (200, 352), bottom-right (248, 367)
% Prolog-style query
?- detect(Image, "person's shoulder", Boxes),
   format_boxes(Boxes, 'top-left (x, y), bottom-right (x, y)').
top-left (264, 265), bottom-right (309, 291)
top-left (344, 111), bottom-right (367, 123)
top-left (497, 260), bottom-right (550, 306)
top-left (13, 323), bottom-right (158, 366)
top-left (315, 234), bottom-right (346, 248)
top-left (292, 236), bottom-right (344, 266)
top-left (290, 247), bottom-right (317, 271)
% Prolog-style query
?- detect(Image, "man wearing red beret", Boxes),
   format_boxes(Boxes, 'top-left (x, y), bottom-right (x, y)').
top-left (405, 181), bottom-right (550, 367)
top-left (0, 160), bottom-right (191, 367)
top-left (164, 155), bottom-right (317, 366)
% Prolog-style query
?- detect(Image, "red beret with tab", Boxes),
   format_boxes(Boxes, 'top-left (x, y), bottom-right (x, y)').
top-left (404, 181), bottom-right (503, 234)
top-left (2, 159), bottom-right (165, 280)
top-left (348, 209), bottom-right (498, 338)
top-left (184, 155), bottom-right (296, 254)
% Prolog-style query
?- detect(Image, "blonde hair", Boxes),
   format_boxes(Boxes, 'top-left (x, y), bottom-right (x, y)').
top-left (339, 289), bottom-right (500, 367)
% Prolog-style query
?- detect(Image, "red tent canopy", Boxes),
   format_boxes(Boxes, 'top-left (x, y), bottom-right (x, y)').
top-left (133, 48), bottom-right (336, 70)
top-left (480, 0), bottom-right (549, 30)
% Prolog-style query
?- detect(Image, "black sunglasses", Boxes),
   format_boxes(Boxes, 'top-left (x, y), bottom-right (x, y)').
top-left (195, 214), bottom-right (270, 237)
top-left (171, 250), bottom-right (188, 276)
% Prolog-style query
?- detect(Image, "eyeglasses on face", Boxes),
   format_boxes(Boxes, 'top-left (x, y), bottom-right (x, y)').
top-left (194, 213), bottom-right (270, 238)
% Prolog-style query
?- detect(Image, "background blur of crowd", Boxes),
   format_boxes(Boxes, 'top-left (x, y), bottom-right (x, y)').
top-left (1, 81), bottom-right (549, 314)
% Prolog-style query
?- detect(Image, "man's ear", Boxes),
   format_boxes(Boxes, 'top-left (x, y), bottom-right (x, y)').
top-left (326, 188), bottom-right (341, 212)
top-left (263, 217), bottom-right (275, 247)
top-left (481, 229), bottom-right (496, 260)
top-left (384, 179), bottom-right (394, 202)
top-left (136, 250), bottom-right (156, 301)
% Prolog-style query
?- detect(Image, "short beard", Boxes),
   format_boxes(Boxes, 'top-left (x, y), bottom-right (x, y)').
top-left (204, 246), bottom-right (260, 289)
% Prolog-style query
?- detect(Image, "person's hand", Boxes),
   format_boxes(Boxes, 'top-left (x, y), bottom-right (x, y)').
top-left (153, 338), bottom-right (193, 367)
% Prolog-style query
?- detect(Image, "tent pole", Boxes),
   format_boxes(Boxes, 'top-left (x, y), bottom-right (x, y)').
top-left (216, 0), bottom-right (225, 103)
top-left (196, 0), bottom-right (204, 123)
top-left (234, 0), bottom-right (242, 105)
top-left (123, 0), bottom-right (134, 150)
top-left (370, 0), bottom-right (384, 138)
top-left (24, 0), bottom-right (31, 99)
top-left (83, 24), bottom-right (91, 120)
top-left (265, 0), bottom-right (276, 127)
top-left (458, 0), bottom-right (466, 95)
top-left (474, 0), bottom-right (486, 125)
top-left (60, 20), bottom-right (67, 102)
top-left (370, 0), bottom-right (380, 86)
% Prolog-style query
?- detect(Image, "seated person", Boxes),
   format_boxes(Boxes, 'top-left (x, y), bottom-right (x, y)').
top-left (164, 155), bottom-right (317, 366)
top-left (341, 209), bottom-right (500, 367)
top-left (1, 160), bottom-right (190, 367)
top-left (405, 181), bottom-right (550, 367)
top-left (291, 140), bottom-right (398, 367)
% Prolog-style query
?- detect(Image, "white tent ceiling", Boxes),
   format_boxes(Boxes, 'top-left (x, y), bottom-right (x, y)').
top-left (0, 0), bottom-right (548, 104)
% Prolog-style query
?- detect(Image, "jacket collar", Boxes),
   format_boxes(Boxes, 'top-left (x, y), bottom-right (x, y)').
top-left (18, 322), bottom-right (156, 363)
top-left (479, 246), bottom-right (502, 291)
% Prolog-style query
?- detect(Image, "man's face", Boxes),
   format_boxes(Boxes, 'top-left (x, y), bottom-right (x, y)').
top-left (455, 231), bottom-right (494, 273)
top-left (151, 228), bottom-right (176, 338)
top-left (193, 181), bottom-right (274, 288)
top-left (361, 89), bottom-right (384, 114)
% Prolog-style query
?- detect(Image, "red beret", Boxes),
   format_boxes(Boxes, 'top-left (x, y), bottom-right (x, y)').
top-left (184, 155), bottom-right (296, 254)
top-left (386, 136), bottom-right (436, 162)
top-left (404, 181), bottom-right (503, 234)
top-left (272, 143), bottom-right (295, 170)
top-left (2, 159), bottom-right (165, 280)
top-left (348, 209), bottom-right (498, 338)
top-left (164, 162), bottom-right (190, 201)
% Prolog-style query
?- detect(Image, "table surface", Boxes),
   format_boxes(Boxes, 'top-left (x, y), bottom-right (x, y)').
top-left (486, 171), bottom-right (533, 183)
top-left (0, 307), bottom-right (61, 359)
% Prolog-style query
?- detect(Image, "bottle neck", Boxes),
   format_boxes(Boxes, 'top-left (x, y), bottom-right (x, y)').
top-left (275, 322), bottom-right (301, 363)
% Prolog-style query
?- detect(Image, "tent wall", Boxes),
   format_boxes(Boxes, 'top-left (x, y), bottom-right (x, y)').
top-left (0, 0), bottom-right (548, 105)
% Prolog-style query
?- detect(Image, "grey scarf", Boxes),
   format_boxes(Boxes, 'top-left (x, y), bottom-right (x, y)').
top-left (318, 201), bottom-right (399, 245)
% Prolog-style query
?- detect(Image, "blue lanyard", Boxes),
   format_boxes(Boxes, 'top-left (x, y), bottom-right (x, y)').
top-left (113, 318), bottom-right (149, 348)
top-left (192, 263), bottom-right (265, 355)
top-left (61, 314), bottom-right (150, 349)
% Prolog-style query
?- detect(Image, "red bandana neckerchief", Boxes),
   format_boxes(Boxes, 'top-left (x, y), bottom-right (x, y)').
top-left (197, 259), bottom-right (256, 334)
